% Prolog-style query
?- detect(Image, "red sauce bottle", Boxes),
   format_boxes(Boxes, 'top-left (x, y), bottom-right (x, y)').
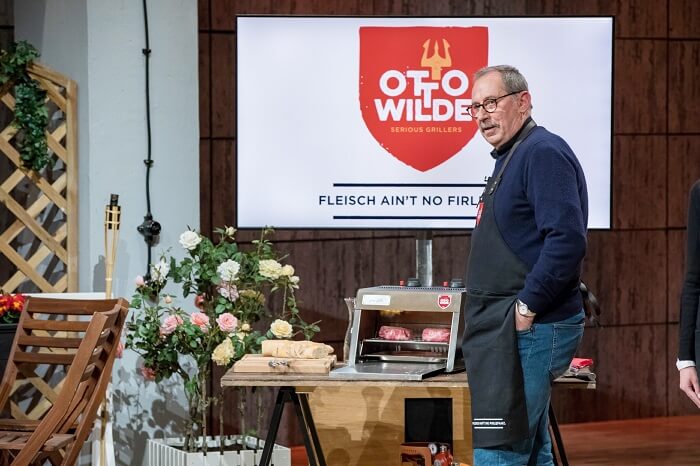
top-left (432, 445), bottom-right (453, 466)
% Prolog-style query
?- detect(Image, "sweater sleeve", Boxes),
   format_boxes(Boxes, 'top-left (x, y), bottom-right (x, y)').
top-left (679, 181), bottom-right (700, 362)
top-left (516, 140), bottom-right (588, 315)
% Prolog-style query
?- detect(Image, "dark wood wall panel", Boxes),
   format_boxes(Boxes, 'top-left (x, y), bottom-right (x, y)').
top-left (614, 40), bottom-right (667, 134)
top-left (199, 0), bottom-right (700, 437)
top-left (667, 230), bottom-right (685, 322)
top-left (211, 33), bottom-right (236, 138)
top-left (200, 140), bottom-right (212, 236)
top-left (432, 234), bottom-right (470, 284)
top-left (613, 0), bottom-right (667, 37)
top-left (668, 42), bottom-right (700, 133)
top-left (211, 140), bottom-right (236, 228)
top-left (0, 0), bottom-right (10, 27)
top-left (613, 136), bottom-right (667, 229)
top-left (669, 0), bottom-right (700, 38)
top-left (668, 137), bottom-right (700, 227)
top-left (583, 231), bottom-right (667, 325)
top-left (198, 33), bottom-right (211, 139)
top-left (198, 1), bottom-right (210, 29)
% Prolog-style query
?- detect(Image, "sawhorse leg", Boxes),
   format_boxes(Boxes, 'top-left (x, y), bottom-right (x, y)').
top-left (259, 386), bottom-right (326, 466)
top-left (549, 404), bottom-right (568, 466)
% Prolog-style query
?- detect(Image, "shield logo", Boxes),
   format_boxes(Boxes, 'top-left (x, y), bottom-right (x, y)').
top-left (359, 26), bottom-right (488, 172)
top-left (438, 294), bottom-right (452, 309)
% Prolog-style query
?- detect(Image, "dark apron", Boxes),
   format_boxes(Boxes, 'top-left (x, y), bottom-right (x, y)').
top-left (462, 120), bottom-right (536, 448)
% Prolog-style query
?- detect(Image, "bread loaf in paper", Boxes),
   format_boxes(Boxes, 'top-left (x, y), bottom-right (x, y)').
top-left (261, 340), bottom-right (334, 359)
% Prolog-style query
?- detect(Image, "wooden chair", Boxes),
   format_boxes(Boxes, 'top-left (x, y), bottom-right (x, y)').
top-left (0, 297), bottom-right (128, 465)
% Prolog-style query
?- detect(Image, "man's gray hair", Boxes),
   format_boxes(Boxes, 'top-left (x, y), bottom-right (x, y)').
top-left (474, 65), bottom-right (529, 93)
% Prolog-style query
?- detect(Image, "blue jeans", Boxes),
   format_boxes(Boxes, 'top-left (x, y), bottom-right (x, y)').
top-left (473, 310), bottom-right (585, 466)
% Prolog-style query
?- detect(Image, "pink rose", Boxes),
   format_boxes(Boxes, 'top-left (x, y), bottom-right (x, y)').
top-left (141, 366), bottom-right (156, 381)
top-left (135, 275), bottom-right (145, 286)
top-left (216, 313), bottom-right (238, 332)
top-left (161, 315), bottom-right (184, 336)
top-left (116, 341), bottom-right (124, 359)
top-left (218, 283), bottom-right (239, 302)
top-left (190, 312), bottom-right (210, 332)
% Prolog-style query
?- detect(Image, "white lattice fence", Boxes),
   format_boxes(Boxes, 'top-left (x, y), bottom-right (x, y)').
top-left (0, 62), bottom-right (77, 293)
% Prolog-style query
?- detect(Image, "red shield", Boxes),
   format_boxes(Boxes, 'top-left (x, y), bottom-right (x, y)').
top-left (438, 295), bottom-right (452, 309)
top-left (360, 26), bottom-right (488, 172)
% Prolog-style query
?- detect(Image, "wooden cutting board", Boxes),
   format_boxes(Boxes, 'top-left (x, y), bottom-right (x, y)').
top-left (232, 354), bottom-right (337, 374)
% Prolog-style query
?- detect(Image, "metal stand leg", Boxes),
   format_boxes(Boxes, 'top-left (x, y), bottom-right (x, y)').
top-left (258, 387), bottom-right (326, 466)
top-left (291, 391), bottom-right (319, 466)
top-left (259, 388), bottom-right (288, 466)
top-left (548, 404), bottom-right (568, 466)
top-left (299, 393), bottom-right (327, 466)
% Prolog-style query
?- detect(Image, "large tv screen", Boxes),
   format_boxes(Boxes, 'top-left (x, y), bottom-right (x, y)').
top-left (236, 16), bottom-right (613, 229)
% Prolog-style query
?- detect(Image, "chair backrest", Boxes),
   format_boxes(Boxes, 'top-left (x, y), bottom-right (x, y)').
top-left (0, 297), bottom-right (129, 464)
top-left (0, 298), bottom-right (127, 420)
top-left (10, 306), bottom-right (120, 465)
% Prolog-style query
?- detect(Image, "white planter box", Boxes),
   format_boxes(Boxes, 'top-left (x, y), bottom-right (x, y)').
top-left (147, 435), bottom-right (290, 466)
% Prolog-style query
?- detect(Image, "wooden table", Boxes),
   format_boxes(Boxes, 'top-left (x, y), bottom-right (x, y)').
top-left (220, 370), bottom-right (595, 466)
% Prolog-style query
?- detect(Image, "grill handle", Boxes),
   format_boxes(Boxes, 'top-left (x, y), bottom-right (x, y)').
top-left (343, 297), bottom-right (355, 362)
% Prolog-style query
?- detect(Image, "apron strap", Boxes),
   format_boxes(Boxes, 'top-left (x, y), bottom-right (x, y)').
top-left (488, 119), bottom-right (537, 195)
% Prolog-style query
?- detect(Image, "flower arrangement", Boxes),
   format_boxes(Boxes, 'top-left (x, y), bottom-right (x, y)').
top-left (126, 227), bottom-right (319, 452)
top-left (0, 291), bottom-right (26, 324)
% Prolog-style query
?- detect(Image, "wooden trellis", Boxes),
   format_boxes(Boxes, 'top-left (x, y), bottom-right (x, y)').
top-left (0, 62), bottom-right (78, 293)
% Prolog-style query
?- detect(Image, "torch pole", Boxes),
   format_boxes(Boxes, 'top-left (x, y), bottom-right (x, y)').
top-left (101, 194), bottom-right (121, 466)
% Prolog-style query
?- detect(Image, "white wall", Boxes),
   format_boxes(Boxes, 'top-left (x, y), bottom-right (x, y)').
top-left (15, 1), bottom-right (200, 464)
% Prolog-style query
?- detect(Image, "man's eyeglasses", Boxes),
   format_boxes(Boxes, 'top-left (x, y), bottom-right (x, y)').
top-left (466, 90), bottom-right (524, 118)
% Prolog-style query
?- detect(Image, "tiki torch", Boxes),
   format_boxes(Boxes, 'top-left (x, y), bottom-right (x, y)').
top-left (104, 194), bottom-right (121, 299)
top-left (99, 193), bottom-right (120, 466)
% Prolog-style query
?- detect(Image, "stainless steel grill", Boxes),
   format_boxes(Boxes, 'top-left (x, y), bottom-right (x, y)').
top-left (330, 285), bottom-right (466, 381)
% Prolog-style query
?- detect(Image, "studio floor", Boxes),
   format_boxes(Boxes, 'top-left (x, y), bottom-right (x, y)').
top-left (290, 415), bottom-right (700, 465)
top-left (558, 415), bottom-right (700, 465)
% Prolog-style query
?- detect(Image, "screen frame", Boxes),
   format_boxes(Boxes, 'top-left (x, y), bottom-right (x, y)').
top-left (234, 14), bottom-right (615, 231)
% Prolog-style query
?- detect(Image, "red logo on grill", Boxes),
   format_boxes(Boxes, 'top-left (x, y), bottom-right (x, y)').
top-left (438, 295), bottom-right (452, 309)
top-left (359, 26), bottom-right (488, 172)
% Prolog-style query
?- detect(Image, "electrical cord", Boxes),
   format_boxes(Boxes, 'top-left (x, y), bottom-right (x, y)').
top-left (136, 0), bottom-right (161, 279)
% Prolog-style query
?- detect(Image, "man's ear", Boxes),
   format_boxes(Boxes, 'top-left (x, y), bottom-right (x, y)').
top-left (519, 91), bottom-right (532, 113)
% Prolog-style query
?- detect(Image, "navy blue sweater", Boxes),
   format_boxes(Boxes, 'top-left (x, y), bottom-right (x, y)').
top-left (491, 122), bottom-right (588, 323)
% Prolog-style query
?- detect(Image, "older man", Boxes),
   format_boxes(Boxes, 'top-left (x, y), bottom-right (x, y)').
top-left (461, 65), bottom-right (588, 465)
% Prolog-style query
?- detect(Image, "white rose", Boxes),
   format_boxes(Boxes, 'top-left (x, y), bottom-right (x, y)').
top-left (217, 259), bottom-right (241, 282)
top-left (225, 226), bottom-right (236, 237)
top-left (280, 264), bottom-right (295, 277)
top-left (290, 275), bottom-right (300, 289)
top-left (259, 259), bottom-right (283, 279)
top-left (151, 259), bottom-right (170, 283)
top-left (211, 339), bottom-right (234, 366)
top-left (179, 230), bottom-right (202, 251)
top-left (270, 319), bottom-right (293, 339)
top-left (240, 322), bottom-right (251, 332)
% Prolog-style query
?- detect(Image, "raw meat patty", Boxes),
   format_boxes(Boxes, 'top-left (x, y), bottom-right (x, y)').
top-left (378, 325), bottom-right (412, 341)
top-left (421, 327), bottom-right (451, 342)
